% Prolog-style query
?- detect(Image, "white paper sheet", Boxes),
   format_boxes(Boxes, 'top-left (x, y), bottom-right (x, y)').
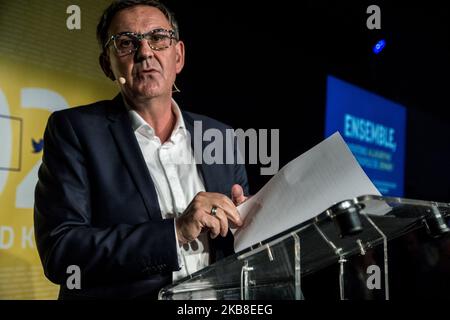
top-left (232, 132), bottom-right (381, 252)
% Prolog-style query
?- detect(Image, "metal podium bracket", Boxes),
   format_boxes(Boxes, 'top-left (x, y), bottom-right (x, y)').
top-left (292, 232), bottom-right (302, 300)
top-left (313, 222), bottom-right (348, 300)
top-left (423, 203), bottom-right (450, 237)
top-left (240, 260), bottom-right (254, 300)
top-left (361, 214), bottom-right (390, 300)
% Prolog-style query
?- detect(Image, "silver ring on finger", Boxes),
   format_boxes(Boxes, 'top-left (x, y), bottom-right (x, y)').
top-left (210, 205), bottom-right (218, 217)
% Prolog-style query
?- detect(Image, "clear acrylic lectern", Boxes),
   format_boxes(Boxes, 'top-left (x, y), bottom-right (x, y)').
top-left (159, 195), bottom-right (450, 300)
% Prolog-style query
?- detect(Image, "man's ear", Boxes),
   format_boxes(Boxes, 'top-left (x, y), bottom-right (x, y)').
top-left (175, 41), bottom-right (185, 74)
top-left (99, 53), bottom-right (116, 81)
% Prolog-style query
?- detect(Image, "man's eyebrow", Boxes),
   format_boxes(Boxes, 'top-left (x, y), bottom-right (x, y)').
top-left (114, 30), bottom-right (134, 35)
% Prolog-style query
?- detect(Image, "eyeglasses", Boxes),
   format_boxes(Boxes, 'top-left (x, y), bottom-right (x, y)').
top-left (105, 28), bottom-right (177, 56)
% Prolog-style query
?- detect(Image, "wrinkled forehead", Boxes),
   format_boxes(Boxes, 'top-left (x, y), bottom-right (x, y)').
top-left (108, 5), bottom-right (172, 36)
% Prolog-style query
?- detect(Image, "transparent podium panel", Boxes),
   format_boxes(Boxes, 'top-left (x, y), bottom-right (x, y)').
top-left (159, 196), bottom-right (450, 300)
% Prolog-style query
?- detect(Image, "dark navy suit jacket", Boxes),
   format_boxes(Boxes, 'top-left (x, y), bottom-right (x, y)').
top-left (34, 94), bottom-right (249, 299)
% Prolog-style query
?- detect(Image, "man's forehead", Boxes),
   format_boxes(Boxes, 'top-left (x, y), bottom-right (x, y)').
top-left (109, 5), bottom-right (171, 34)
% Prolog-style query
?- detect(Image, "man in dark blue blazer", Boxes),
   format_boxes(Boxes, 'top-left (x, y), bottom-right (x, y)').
top-left (34, 0), bottom-right (249, 299)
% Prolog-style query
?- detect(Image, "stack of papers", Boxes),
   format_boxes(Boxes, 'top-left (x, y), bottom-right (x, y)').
top-left (232, 132), bottom-right (381, 252)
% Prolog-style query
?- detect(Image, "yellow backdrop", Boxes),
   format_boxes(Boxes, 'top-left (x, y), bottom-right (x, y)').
top-left (0, 0), bottom-right (117, 299)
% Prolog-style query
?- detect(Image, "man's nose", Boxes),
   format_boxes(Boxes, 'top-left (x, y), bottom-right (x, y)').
top-left (135, 39), bottom-right (155, 61)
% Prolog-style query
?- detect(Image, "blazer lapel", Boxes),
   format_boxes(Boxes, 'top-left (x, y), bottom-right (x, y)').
top-left (106, 95), bottom-right (162, 221)
top-left (183, 112), bottom-right (224, 194)
top-left (183, 112), bottom-right (234, 262)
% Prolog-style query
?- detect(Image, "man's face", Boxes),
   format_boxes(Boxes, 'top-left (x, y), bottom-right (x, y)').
top-left (105, 5), bottom-right (184, 102)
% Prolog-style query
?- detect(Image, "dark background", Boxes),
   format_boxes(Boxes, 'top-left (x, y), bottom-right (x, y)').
top-left (163, 0), bottom-right (450, 202)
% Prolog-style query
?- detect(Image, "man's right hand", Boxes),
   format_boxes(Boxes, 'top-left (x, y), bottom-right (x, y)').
top-left (175, 192), bottom-right (243, 245)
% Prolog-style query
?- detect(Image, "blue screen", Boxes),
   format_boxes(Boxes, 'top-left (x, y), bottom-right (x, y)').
top-left (325, 76), bottom-right (406, 196)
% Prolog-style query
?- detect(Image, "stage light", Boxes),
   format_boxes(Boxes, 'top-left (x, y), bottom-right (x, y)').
top-left (373, 39), bottom-right (386, 54)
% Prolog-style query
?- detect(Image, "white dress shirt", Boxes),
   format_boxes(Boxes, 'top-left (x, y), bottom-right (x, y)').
top-left (127, 99), bottom-right (210, 281)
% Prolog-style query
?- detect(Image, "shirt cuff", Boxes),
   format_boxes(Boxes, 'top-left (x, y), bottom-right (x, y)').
top-left (173, 219), bottom-right (184, 269)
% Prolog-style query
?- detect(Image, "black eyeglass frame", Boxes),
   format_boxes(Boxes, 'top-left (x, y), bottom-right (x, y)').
top-left (104, 28), bottom-right (178, 55)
